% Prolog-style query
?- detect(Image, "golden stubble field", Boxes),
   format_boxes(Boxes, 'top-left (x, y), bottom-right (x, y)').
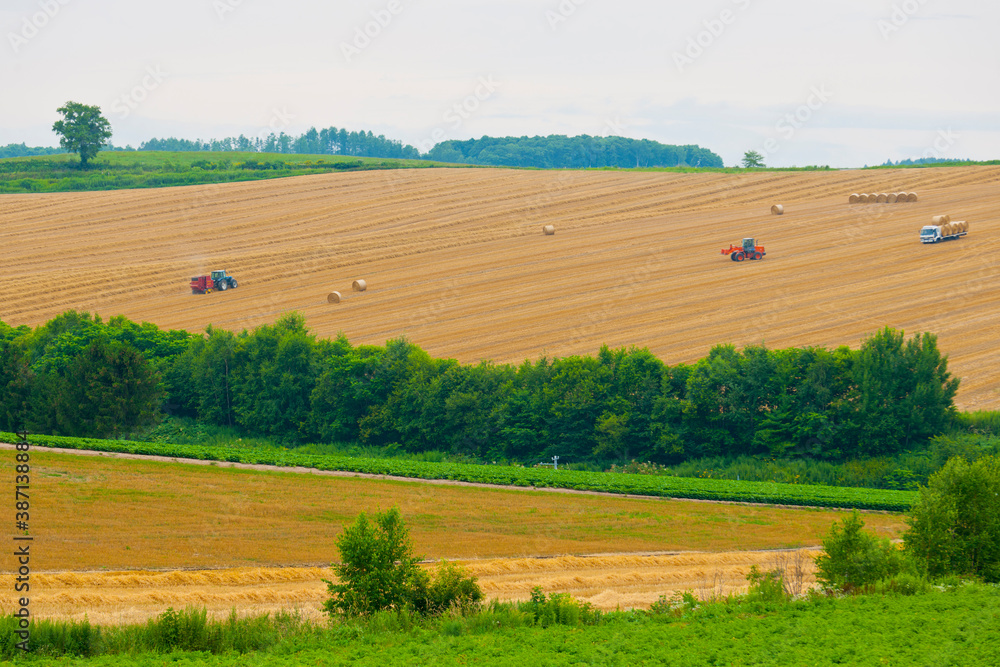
top-left (1, 450), bottom-right (903, 621)
top-left (1, 166), bottom-right (999, 408)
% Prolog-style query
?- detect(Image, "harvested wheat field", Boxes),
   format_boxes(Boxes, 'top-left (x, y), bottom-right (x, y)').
top-left (15, 549), bottom-right (820, 624)
top-left (1, 450), bottom-right (899, 619)
top-left (2, 167), bottom-right (1000, 408)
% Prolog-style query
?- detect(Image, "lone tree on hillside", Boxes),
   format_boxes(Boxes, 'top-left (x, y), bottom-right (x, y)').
top-left (52, 101), bottom-right (112, 167)
top-left (742, 150), bottom-right (765, 168)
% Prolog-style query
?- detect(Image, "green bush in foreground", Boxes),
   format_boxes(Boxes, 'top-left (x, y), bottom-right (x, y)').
top-left (906, 455), bottom-right (1000, 581)
top-left (814, 511), bottom-right (908, 592)
top-left (323, 508), bottom-right (482, 618)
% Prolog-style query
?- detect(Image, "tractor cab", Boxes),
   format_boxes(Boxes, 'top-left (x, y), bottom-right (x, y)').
top-left (742, 238), bottom-right (756, 253)
top-left (211, 270), bottom-right (227, 281)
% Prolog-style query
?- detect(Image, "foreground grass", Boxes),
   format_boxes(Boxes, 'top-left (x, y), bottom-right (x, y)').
top-left (4, 584), bottom-right (998, 665)
top-left (0, 151), bottom-right (455, 193)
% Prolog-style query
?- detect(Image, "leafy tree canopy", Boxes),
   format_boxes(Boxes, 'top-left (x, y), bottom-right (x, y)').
top-left (52, 102), bottom-right (112, 167)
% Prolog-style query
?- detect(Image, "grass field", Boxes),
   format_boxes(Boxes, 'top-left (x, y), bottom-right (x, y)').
top-left (2, 166), bottom-right (998, 409)
top-left (0, 450), bottom-right (903, 622)
top-left (10, 584), bottom-right (1000, 666)
top-left (0, 151), bottom-right (453, 193)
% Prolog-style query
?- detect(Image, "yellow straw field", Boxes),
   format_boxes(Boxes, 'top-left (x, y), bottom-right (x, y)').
top-left (1, 166), bottom-right (999, 408)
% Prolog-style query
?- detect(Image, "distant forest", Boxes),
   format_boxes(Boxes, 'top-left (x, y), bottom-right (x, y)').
top-left (0, 143), bottom-right (66, 158)
top-left (425, 135), bottom-right (724, 169)
top-left (1, 127), bottom-right (724, 170)
top-left (133, 127), bottom-right (422, 160)
top-left (131, 131), bottom-right (724, 169)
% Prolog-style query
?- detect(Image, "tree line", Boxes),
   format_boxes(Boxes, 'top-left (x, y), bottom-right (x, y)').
top-left (133, 127), bottom-right (422, 160)
top-left (0, 311), bottom-right (959, 464)
top-left (0, 143), bottom-right (66, 159)
top-left (425, 135), bottom-right (724, 169)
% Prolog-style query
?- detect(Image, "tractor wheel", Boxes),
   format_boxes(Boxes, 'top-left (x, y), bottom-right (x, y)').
top-left (218, 281), bottom-right (228, 291)
top-left (753, 252), bottom-right (762, 260)
top-left (730, 253), bottom-right (738, 262)
top-left (734, 252), bottom-right (746, 261)
top-left (230, 278), bottom-right (238, 289)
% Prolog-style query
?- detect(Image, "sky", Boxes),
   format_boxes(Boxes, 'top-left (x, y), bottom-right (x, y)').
top-left (1, 0), bottom-right (998, 168)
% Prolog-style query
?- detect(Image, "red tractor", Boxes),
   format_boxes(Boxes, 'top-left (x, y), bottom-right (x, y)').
top-left (190, 270), bottom-right (238, 294)
top-left (721, 238), bottom-right (766, 262)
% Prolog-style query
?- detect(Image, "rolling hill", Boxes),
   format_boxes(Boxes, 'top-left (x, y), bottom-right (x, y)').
top-left (2, 165), bottom-right (998, 408)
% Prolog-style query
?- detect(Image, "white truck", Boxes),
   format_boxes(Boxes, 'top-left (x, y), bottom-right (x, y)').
top-left (920, 219), bottom-right (968, 244)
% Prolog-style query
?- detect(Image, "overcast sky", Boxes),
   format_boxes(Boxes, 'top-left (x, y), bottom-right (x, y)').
top-left (2, 0), bottom-right (997, 167)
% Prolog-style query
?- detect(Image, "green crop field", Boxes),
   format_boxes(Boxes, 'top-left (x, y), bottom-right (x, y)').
top-left (5, 583), bottom-right (999, 665)
top-left (5, 433), bottom-right (916, 511)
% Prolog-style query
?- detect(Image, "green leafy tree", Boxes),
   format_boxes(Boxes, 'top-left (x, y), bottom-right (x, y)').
top-left (814, 511), bottom-right (905, 592)
top-left (851, 328), bottom-right (959, 456)
top-left (904, 455), bottom-right (1000, 582)
top-left (323, 507), bottom-right (423, 617)
top-left (53, 337), bottom-right (162, 438)
top-left (323, 508), bottom-right (481, 618)
top-left (0, 333), bottom-right (32, 432)
top-left (52, 102), bottom-right (113, 167)
top-left (742, 150), bottom-right (765, 168)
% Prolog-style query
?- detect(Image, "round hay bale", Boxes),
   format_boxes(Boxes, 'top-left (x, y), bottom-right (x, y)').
top-left (907, 192), bottom-right (918, 202)
top-left (849, 193), bottom-right (860, 204)
top-left (327, 291), bottom-right (342, 304)
top-left (771, 204), bottom-right (784, 215)
top-left (886, 193), bottom-right (898, 203)
top-left (542, 224), bottom-right (556, 235)
top-left (876, 193), bottom-right (888, 203)
top-left (956, 221), bottom-right (967, 233)
top-left (352, 279), bottom-right (367, 292)
top-left (858, 193), bottom-right (869, 203)
top-left (869, 193), bottom-right (879, 201)
top-left (931, 215), bottom-right (950, 225)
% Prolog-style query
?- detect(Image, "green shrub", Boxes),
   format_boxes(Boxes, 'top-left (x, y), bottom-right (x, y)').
top-left (745, 565), bottom-right (787, 602)
top-left (25, 617), bottom-right (100, 657)
top-left (519, 587), bottom-right (600, 627)
top-left (814, 511), bottom-right (905, 592)
top-left (323, 507), bottom-right (422, 618)
top-left (904, 455), bottom-right (1000, 582)
top-left (412, 560), bottom-right (484, 615)
top-left (873, 573), bottom-right (931, 596)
